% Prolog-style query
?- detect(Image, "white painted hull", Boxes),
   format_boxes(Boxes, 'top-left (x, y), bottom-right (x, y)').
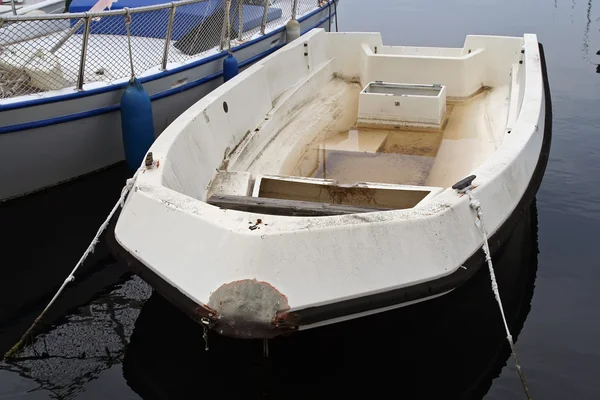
top-left (110, 29), bottom-right (551, 339)
top-left (0, 6), bottom-right (334, 201)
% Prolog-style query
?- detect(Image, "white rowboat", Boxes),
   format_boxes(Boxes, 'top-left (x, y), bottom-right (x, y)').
top-left (109, 29), bottom-right (552, 339)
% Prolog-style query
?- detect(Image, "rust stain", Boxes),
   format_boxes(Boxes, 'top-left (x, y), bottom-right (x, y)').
top-left (207, 278), bottom-right (295, 338)
top-left (194, 303), bottom-right (219, 322)
top-left (248, 219), bottom-right (263, 230)
top-left (273, 310), bottom-right (301, 330)
top-left (458, 185), bottom-right (479, 197)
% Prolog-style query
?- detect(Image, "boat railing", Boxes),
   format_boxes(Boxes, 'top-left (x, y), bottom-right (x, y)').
top-left (9, 0), bottom-right (17, 16)
top-left (0, 0), bottom-right (321, 101)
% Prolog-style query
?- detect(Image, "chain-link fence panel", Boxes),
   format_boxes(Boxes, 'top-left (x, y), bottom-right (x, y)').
top-left (235, 0), bottom-right (326, 42)
top-left (0, 17), bottom-right (80, 98)
top-left (237, 0), bottom-right (268, 41)
top-left (82, 9), bottom-right (170, 83)
top-left (262, 0), bottom-right (293, 33)
top-left (297, 0), bottom-right (320, 17)
top-left (168, 0), bottom-right (225, 62)
top-left (0, 0), bottom-right (328, 100)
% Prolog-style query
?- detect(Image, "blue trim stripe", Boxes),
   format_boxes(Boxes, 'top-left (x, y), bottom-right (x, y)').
top-left (0, 12), bottom-right (333, 135)
top-left (0, 1), bottom-right (335, 112)
top-left (0, 105), bottom-right (121, 132)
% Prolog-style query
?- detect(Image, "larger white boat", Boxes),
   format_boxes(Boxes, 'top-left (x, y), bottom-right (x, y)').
top-left (0, 0), bottom-right (339, 201)
top-left (0, 0), bottom-right (65, 17)
top-left (109, 29), bottom-right (552, 339)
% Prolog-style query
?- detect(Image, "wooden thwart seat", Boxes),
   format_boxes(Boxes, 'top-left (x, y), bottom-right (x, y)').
top-left (207, 194), bottom-right (390, 217)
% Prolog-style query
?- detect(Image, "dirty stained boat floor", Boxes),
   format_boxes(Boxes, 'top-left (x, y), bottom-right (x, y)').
top-left (237, 77), bottom-right (510, 191)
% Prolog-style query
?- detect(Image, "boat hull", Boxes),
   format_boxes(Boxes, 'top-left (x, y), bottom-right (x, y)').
top-left (120, 200), bottom-right (539, 398)
top-left (0, 5), bottom-right (335, 202)
top-left (107, 24), bottom-right (551, 339)
top-left (106, 41), bottom-right (552, 337)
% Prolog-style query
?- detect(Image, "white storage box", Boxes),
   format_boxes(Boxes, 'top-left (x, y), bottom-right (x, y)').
top-left (357, 82), bottom-right (447, 131)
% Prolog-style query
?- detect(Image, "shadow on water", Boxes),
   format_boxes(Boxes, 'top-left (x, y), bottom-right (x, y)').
top-left (0, 163), bottom-right (134, 356)
top-left (0, 276), bottom-right (151, 399)
top-left (122, 201), bottom-right (541, 400)
top-left (0, 194), bottom-right (540, 399)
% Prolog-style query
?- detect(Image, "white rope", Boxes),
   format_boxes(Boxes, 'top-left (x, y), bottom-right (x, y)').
top-left (45, 170), bottom-right (141, 315)
top-left (124, 8), bottom-right (135, 82)
top-left (3, 168), bottom-right (141, 360)
top-left (225, 0), bottom-right (232, 53)
top-left (465, 188), bottom-right (532, 400)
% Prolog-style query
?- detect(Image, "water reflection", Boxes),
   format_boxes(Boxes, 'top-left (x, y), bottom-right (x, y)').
top-left (122, 201), bottom-right (541, 400)
top-left (579, 0), bottom-right (600, 73)
top-left (0, 277), bottom-right (151, 399)
top-left (583, 0), bottom-right (593, 58)
top-left (0, 163), bottom-right (133, 328)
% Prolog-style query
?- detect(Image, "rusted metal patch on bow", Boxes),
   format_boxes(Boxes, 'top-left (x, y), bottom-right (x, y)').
top-left (207, 279), bottom-right (295, 338)
top-left (194, 303), bottom-right (219, 321)
top-left (273, 309), bottom-right (301, 330)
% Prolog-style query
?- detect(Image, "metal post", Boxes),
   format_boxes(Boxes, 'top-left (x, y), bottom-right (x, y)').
top-left (260, 0), bottom-right (268, 34)
top-left (161, 3), bottom-right (176, 70)
top-left (291, 0), bottom-right (298, 20)
top-left (76, 16), bottom-right (91, 90)
top-left (237, 0), bottom-right (243, 41)
top-left (333, 0), bottom-right (338, 32)
top-left (10, 0), bottom-right (17, 15)
top-left (327, 0), bottom-right (331, 31)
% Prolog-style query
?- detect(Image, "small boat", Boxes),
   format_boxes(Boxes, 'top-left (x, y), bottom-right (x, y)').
top-left (109, 28), bottom-right (552, 339)
top-left (0, 0), bottom-right (339, 201)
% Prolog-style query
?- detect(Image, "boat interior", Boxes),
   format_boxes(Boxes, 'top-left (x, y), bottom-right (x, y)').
top-left (160, 31), bottom-right (526, 216)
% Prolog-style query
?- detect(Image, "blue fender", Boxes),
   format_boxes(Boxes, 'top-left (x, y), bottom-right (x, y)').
top-left (223, 53), bottom-right (239, 82)
top-left (120, 78), bottom-right (155, 171)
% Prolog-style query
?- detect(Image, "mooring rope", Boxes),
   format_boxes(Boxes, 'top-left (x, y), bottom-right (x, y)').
top-left (124, 8), bottom-right (135, 83)
top-left (464, 187), bottom-right (533, 400)
top-left (226, 0), bottom-right (232, 53)
top-left (3, 169), bottom-right (141, 360)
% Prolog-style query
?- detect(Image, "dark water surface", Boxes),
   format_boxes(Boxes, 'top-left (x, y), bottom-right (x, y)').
top-left (2, 0), bottom-right (600, 398)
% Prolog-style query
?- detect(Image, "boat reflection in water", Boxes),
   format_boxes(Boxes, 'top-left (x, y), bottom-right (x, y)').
top-left (123, 201), bottom-right (541, 399)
